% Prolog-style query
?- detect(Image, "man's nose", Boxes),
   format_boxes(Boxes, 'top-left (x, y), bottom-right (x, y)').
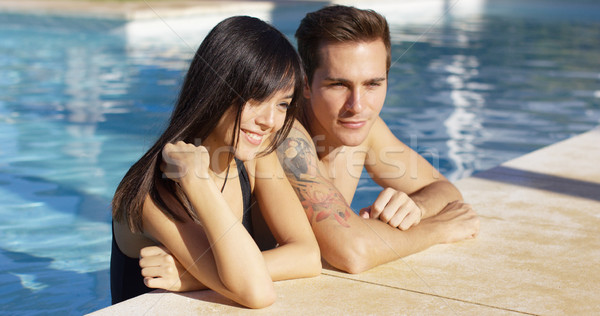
top-left (344, 89), bottom-right (364, 114)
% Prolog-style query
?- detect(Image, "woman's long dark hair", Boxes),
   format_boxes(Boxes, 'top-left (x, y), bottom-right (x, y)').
top-left (112, 16), bottom-right (304, 232)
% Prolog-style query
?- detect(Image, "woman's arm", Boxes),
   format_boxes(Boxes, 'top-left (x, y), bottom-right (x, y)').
top-left (251, 151), bottom-right (322, 280)
top-left (139, 150), bottom-right (321, 291)
top-left (143, 142), bottom-right (275, 308)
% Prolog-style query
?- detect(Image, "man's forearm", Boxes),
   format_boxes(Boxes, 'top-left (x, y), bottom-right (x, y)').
top-left (314, 213), bottom-right (440, 273)
top-left (410, 180), bottom-right (463, 219)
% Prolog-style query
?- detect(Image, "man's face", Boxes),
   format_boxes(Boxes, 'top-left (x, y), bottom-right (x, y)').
top-left (306, 39), bottom-right (387, 148)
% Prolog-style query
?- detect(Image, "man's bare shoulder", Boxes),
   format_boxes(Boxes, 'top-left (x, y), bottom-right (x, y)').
top-left (276, 120), bottom-right (354, 230)
top-left (277, 119), bottom-right (320, 179)
top-left (366, 116), bottom-right (408, 150)
top-left (287, 119), bottom-right (313, 141)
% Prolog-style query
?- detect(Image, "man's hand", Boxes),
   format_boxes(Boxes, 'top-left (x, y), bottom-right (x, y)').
top-left (421, 200), bottom-right (480, 243)
top-left (359, 187), bottom-right (424, 230)
top-left (139, 246), bottom-right (205, 292)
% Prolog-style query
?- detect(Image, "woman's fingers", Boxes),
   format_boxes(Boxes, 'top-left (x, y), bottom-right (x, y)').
top-left (161, 142), bottom-right (211, 181)
top-left (144, 275), bottom-right (181, 290)
top-left (140, 245), bottom-right (170, 258)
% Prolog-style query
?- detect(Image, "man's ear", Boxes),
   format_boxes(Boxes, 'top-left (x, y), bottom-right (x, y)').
top-left (303, 75), bottom-right (311, 99)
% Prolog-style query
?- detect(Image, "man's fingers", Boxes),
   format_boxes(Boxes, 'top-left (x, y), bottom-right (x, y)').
top-left (379, 193), bottom-right (409, 223)
top-left (387, 212), bottom-right (403, 228)
top-left (371, 188), bottom-right (396, 218)
top-left (388, 202), bottom-right (415, 228)
top-left (398, 210), bottom-right (420, 231)
top-left (359, 206), bottom-right (371, 219)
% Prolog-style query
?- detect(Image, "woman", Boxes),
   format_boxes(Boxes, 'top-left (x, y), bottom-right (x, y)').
top-left (111, 16), bottom-right (321, 309)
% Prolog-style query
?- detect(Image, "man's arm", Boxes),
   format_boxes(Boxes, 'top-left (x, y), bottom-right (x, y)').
top-left (276, 121), bottom-right (479, 273)
top-left (365, 117), bottom-right (463, 219)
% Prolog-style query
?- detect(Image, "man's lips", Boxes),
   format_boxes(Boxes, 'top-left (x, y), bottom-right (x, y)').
top-left (338, 120), bottom-right (367, 129)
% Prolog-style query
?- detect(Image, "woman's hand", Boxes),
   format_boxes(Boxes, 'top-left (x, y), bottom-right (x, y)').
top-left (146, 143), bottom-right (276, 308)
top-left (139, 246), bottom-right (206, 292)
top-left (161, 141), bottom-right (211, 184)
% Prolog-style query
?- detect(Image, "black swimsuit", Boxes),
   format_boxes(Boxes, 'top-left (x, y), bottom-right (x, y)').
top-left (110, 158), bottom-right (253, 304)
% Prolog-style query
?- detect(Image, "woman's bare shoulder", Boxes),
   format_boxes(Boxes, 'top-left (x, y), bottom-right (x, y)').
top-left (113, 216), bottom-right (157, 258)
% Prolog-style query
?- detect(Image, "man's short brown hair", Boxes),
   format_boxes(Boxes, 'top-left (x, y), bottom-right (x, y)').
top-left (295, 5), bottom-right (391, 85)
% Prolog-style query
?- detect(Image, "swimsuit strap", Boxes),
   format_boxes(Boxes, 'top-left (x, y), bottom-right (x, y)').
top-left (235, 158), bottom-right (253, 236)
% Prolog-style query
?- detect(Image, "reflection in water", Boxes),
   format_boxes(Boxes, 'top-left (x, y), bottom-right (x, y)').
top-left (429, 3), bottom-right (487, 180)
top-left (64, 46), bottom-right (104, 165)
top-left (432, 54), bottom-right (486, 179)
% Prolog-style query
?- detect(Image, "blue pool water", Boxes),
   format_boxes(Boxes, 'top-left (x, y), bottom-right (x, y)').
top-left (1, 1), bottom-right (599, 314)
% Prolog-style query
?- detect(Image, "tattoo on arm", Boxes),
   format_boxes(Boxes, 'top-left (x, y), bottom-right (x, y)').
top-left (277, 130), bottom-right (352, 228)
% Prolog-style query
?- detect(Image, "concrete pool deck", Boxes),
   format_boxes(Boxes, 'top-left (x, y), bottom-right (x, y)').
top-left (88, 127), bottom-right (600, 315)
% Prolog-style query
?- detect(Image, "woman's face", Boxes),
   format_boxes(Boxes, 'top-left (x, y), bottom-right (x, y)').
top-left (213, 87), bottom-right (294, 162)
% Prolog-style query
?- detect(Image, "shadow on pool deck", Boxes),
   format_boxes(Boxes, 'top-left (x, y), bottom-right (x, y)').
top-left (474, 166), bottom-right (600, 202)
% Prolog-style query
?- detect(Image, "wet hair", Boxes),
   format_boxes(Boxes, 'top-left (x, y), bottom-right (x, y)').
top-left (295, 5), bottom-right (391, 85)
top-left (112, 16), bottom-right (304, 232)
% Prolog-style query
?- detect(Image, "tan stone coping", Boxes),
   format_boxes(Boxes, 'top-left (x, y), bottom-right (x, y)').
top-left (89, 127), bottom-right (600, 314)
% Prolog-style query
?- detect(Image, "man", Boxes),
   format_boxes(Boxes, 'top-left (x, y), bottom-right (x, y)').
top-left (138, 5), bottom-right (479, 290)
top-left (274, 5), bottom-right (479, 273)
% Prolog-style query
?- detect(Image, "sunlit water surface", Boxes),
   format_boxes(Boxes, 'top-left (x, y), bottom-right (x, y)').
top-left (0, 1), bottom-right (599, 314)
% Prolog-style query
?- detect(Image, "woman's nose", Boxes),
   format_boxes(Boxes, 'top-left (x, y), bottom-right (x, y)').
top-left (255, 104), bottom-right (276, 129)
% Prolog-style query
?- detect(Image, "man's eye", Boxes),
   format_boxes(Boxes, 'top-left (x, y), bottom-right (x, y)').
top-left (330, 82), bottom-right (344, 87)
top-left (368, 82), bottom-right (381, 87)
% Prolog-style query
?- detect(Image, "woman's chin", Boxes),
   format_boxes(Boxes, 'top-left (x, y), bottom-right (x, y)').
top-left (234, 149), bottom-right (259, 162)
top-left (235, 137), bottom-right (271, 161)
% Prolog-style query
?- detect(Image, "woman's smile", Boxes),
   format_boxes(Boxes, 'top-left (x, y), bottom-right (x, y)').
top-left (242, 129), bottom-right (265, 146)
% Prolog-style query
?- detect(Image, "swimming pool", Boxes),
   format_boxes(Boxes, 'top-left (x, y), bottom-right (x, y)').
top-left (1, 1), bottom-right (599, 314)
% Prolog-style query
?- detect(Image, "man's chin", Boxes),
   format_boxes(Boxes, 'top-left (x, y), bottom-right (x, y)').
top-left (337, 132), bottom-right (368, 147)
top-left (334, 121), bottom-right (372, 146)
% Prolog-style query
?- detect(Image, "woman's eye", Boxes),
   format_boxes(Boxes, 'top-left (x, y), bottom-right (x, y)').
top-left (277, 102), bottom-right (291, 110)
